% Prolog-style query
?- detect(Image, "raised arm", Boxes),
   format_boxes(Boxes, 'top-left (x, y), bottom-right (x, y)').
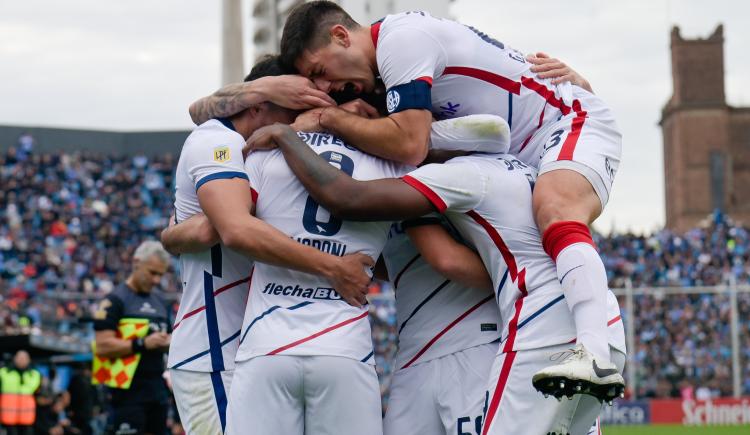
top-left (198, 177), bottom-right (373, 306)
top-left (189, 75), bottom-right (337, 125)
top-left (318, 108), bottom-right (432, 166)
top-left (405, 223), bottom-right (492, 291)
top-left (292, 106), bottom-right (431, 166)
top-left (247, 123), bottom-right (434, 221)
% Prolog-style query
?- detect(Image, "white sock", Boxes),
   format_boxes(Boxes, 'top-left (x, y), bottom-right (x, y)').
top-left (556, 242), bottom-right (610, 363)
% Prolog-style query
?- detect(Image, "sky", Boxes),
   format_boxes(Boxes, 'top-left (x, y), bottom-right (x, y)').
top-left (1, 0), bottom-right (749, 234)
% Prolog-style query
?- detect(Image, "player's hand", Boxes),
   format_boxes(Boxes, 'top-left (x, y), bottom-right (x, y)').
top-left (526, 52), bottom-right (593, 93)
top-left (144, 332), bottom-right (170, 350)
top-left (290, 108), bottom-right (327, 133)
top-left (260, 75), bottom-right (337, 110)
top-left (338, 99), bottom-right (379, 118)
top-left (244, 123), bottom-right (295, 155)
top-left (327, 253), bottom-right (375, 308)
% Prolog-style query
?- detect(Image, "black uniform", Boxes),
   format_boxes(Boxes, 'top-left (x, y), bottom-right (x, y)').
top-left (93, 283), bottom-right (171, 435)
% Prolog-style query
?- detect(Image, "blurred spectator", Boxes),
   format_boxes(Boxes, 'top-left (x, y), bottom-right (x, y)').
top-left (17, 134), bottom-right (35, 159)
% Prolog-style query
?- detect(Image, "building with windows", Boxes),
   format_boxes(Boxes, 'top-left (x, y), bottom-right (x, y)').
top-left (661, 25), bottom-right (750, 231)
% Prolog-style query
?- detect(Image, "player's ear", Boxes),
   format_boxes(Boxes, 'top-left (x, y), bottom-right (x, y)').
top-left (330, 24), bottom-right (350, 48)
top-left (246, 105), bottom-right (264, 118)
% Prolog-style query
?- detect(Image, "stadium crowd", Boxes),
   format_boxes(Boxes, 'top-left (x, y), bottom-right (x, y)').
top-left (1, 145), bottom-right (749, 422)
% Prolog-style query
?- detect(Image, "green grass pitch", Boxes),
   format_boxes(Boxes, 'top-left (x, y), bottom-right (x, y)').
top-left (605, 425), bottom-right (749, 434)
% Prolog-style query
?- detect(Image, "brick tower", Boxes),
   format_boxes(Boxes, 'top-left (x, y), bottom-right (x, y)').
top-left (661, 25), bottom-right (750, 231)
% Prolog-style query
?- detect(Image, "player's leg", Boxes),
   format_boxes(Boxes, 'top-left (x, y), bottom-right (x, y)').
top-left (304, 356), bottom-right (383, 435)
top-left (484, 344), bottom-right (620, 435)
top-left (535, 168), bottom-right (610, 361)
top-left (548, 347), bottom-right (627, 435)
top-left (437, 342), bottom-right (498, 435)
top-left (531, 112), bottom-right (624, 401)
top-left (171, 368), bottom-right (231, 435)
top-left (225, 356), bottom-right (304, 435)
top-left (384, 360), bottom-right (442, 435)
top-left (481, 347), bottom-right (561, 435)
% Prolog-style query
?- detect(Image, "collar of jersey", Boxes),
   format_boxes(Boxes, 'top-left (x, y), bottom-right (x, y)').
top-left (215, 117), bottom-right (236, 132)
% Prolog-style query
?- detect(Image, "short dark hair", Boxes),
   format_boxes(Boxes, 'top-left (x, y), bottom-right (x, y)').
top-left (240, 55), bottom-right (299, 116)
top-left (280, 1), bottom-right (360, 70)
top-left (244, 55), bottom-right (294, 82)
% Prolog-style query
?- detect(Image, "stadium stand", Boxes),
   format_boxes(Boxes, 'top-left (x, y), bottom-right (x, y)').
top-left (1, 145), bottom-right (749, 427)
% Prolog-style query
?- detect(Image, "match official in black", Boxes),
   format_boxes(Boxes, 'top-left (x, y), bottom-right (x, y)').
top-left (92, 241), bottom-right (172, 435)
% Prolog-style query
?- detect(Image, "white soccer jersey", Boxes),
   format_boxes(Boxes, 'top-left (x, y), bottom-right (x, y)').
top-left (373, 11), bottom-right (617, 168)
top-left (168, 118), bottom-right (252, 373)
top-left (382, 218), bottom-right (500, 370)
top-left (235, 132), bottom-right (410, 364)
top-left (402, 155), bottom-right (626, 354)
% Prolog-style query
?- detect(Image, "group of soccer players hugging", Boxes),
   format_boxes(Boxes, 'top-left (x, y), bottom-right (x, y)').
top-left (160, 2), bottom-right (627, 435)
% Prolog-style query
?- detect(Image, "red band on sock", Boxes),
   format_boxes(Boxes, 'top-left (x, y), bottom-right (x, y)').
top-left (542, 221), bottom-right (596, 262)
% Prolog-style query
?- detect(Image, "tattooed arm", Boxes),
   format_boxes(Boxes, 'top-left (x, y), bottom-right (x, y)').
top-left (188, 75), bottom-right (337, 125)
top-left (246, 123), bottom-right (434, 221)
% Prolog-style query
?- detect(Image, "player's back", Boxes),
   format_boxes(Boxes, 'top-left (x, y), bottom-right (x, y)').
top-left (403, 154), bottom-right (624, 353)
top-left (169, 119), bottom-right (252, 373)
top-left (383, 219), bottom-right (500, 371)
top-left (236, 132), bottom-right (410, 364)
top-left (376, 12), bottom-right (616, 165)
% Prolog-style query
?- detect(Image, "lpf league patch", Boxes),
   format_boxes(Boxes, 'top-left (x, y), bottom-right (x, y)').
top-left (213, 146), bottom-right (231, 163)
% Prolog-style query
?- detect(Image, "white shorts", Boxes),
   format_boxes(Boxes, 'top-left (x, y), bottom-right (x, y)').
top-left (531, 99), bottom-right (622, 209)
top-left (384, 342), bottom-right (498, 435)
top-left (225, 355), bottom-right (382, 435)
top-left (482, 344), bottom-right (625, 435)
top-left (170, 368), bottom-right (233, 435)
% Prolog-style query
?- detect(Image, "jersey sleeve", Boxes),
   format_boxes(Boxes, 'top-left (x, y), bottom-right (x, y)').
top-left (377, 25), bottom-right (446, 114)
top-left (92, 294), bottom-right (124, 332)
top-left (186, 131), bottom-right (248, 191)
top-left (378, 160), bottom-right (414, 179)
top-left (430, 115), bottom-right (511, 154)
top-left (401, 160), bottom-right (486, 213)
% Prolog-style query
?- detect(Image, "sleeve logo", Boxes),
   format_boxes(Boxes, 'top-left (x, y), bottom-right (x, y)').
top-left (213, 146), bottom-right (231, 163)
top-left (93, 299), bottom-right (111, 320)
top-left (386, 89), bottom-right (401, 113)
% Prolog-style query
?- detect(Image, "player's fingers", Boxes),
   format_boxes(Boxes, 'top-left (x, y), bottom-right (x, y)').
top-left (242, 142), bottom-right (252, 159)
top-left (550, 74), bottom-right (574, 85)
top-left (300, 95), bottom-right (336, 110)
top-left (303, 89), bottom-right (337, 107)
top-left (535, 52), bottom-right (550, 59)
top-left (530, 61), bottom-right (564, 72)
top-left (356, 253), bottom-right (376, 268)
top-left (536, 67), bottom-right (570, 79)
top-left (526, 52), bottom-right (549, 63)
top-left (246, 133), bottom-right (271, 151)
top-left (344, 293), bottom-right (363, 308)
top-left (360, 102), bottom-right (379, 118)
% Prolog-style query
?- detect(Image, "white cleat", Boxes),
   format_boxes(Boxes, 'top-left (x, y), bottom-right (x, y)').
top-left (532, 344), bottom-right (625, 402)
